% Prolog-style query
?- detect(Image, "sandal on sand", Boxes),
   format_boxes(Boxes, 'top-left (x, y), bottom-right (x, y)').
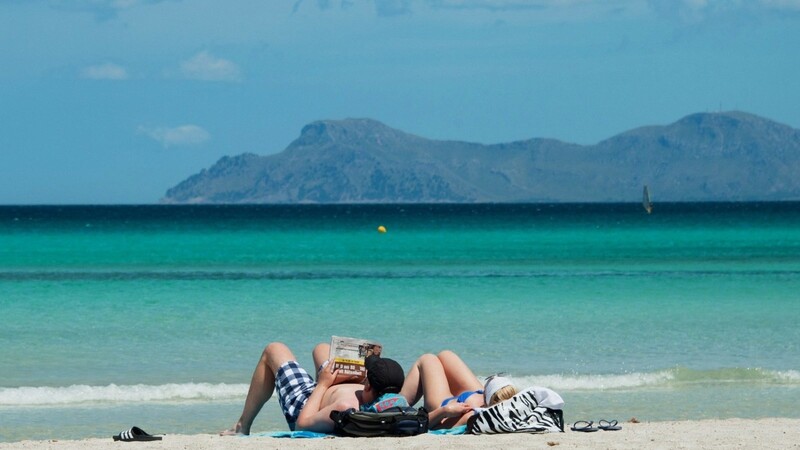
top-left (570, 420), bottom-right (598, 432)
top-left (113, 426), bottom-right (162, 442)
top-left (598, 419), bottom-right (622, 431)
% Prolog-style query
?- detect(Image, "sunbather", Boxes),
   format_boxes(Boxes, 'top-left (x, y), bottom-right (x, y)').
top-left (399, 350), bottom-right (517, 429)
top-left (221, 341), bottom-right (407, 435)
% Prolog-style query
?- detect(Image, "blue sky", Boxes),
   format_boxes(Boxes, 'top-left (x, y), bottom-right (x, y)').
top-left (1, 0), bottom-right (799, 204)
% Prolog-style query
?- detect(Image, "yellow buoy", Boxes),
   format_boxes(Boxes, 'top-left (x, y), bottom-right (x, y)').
top-left (377, 225), bottom-right (387, 233)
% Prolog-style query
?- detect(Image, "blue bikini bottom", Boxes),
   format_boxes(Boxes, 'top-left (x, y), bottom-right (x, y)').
top-left (440, 389), bottom-right (484, 407)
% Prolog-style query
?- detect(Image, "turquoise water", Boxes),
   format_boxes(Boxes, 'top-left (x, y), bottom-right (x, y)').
top-left (1, 203), bottom-right (799, 441)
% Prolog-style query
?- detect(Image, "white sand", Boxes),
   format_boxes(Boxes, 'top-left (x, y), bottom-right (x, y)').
top-left (1, 419), bottom-right (798, 450)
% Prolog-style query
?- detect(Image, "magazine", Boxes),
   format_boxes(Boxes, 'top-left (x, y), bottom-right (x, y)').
top-left (328, 335), bottom-right (383, 379)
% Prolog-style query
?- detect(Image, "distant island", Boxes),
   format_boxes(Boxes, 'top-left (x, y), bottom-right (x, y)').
top-left (162, 111), bottom-right (800, 204)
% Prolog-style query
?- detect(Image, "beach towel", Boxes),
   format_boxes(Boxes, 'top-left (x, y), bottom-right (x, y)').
top-left (430, 425), bottom-right (467, 435)
top-left (258, 431), bottom-right (331, 438)
top-left (253, 425), bottom-right (465, 438)
top-left (466, 386), bottom-right (564, 434)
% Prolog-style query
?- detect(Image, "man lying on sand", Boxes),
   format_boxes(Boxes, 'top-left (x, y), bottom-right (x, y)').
top-left (221, 342), bottom-right (407, 434)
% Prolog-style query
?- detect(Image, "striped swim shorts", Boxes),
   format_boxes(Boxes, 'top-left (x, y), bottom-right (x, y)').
top-left (275, 360), bottom-right (317, 430)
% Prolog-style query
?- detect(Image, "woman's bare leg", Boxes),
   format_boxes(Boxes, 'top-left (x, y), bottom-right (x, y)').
top-left (221, 342), bottom-right (296, 435)
top-left (400, 353), bottom-right (454, 411)
top-left (400, 355), bottom-right (424, 406)
top-left (437, 350), bottom-right (484, 400)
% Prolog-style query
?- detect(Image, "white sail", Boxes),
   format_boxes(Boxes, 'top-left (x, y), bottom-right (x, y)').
top-left (643, 185), bottom-right (653, 214)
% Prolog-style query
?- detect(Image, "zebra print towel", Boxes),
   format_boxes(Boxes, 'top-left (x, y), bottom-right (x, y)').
top-left (466, 386), bottom-right (564, 434)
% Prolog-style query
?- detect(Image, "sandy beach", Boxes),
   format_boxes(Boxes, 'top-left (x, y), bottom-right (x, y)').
top-left (2, 419), bottom-right (798, 450)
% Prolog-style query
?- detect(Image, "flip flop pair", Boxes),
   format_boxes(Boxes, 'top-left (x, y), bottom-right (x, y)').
top-left (570, 420), bottom-right (622, 432)
top-left (112, 426), bottom-right (162, 442)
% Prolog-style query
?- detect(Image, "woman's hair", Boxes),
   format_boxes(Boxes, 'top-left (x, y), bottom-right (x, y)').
top-left (488, 384), bottom-right (518, 406)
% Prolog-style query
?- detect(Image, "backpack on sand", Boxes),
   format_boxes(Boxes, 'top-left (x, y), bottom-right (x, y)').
top-left (330, 406), bottom-right (429, 437)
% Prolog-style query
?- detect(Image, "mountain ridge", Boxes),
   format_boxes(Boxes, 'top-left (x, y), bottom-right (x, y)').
top-left (162, 111), bottom-right (800, 203)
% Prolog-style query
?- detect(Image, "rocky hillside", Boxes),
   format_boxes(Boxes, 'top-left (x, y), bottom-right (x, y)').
top-left (162, 111), bottom-right (800, 203)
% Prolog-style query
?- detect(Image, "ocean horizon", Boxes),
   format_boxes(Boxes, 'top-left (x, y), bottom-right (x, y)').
top-left (1, 202), bottom-right (798, 442)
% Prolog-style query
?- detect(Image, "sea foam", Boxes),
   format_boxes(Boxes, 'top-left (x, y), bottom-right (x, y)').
top-left (506, 371), bottom-right (674, 391)
top-left (2, 369), bottom-right (797, 407)
top-left (0, 382), bottom-right (248, 407)
top-left (501, 367), bottom-right (800, 392)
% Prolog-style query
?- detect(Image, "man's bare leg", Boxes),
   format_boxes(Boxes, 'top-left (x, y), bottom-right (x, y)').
top-left (220, 342), bottom-right (296, 435)
top-left (312, 342), bottom-right (330, 379)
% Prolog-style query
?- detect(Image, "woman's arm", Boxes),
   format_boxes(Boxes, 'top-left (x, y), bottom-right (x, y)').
top-left (427, 402), bottom-right (474, 429)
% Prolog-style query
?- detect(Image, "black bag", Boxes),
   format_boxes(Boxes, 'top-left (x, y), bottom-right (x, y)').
top-left (329, 406), bottom-right (428, 437)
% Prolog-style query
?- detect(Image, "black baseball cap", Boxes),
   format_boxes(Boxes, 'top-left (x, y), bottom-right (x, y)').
top-left (365, 355), bottom-right (405, 396)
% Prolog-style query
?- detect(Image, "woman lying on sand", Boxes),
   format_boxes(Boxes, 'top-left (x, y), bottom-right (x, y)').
top-left (399, 350), bottom-right (517, 429)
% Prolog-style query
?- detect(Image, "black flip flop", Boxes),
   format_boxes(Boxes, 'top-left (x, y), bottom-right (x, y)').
top-left (598, 419), bottom-right (622, 431)
top-left (570, 420), bottom-right (598, 432)
top-left (113, 426), bottom-right (162, 442)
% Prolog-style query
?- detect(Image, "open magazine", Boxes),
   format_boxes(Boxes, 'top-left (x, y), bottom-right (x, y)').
top-left (329, 335), bottom-right (383, 380)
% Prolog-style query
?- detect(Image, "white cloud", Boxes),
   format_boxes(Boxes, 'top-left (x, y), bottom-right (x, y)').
top-left (647, 0), bottom-right (800, 22)
top-left (760, 0), bottom-right (800, 10)
top-left (138, 125), bottom-right (210, 148)
top-left (49, 0), bottom-right (174, 21)
top-left (292, 0), bottom-right (800, 20)
top-left (401, 0), bottom-right (638, 13)
top-left (427, 0), bottom-right (581, 9)
top-left (179, 51), bottom-right (242, 82)
top-left (427, 0), bottom-right (800, 13)
top-left (81, 63), bottom-right (128, 80)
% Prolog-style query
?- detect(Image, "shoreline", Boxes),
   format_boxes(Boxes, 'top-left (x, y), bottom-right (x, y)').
top-left (1, 419), bottom-right (798, 449)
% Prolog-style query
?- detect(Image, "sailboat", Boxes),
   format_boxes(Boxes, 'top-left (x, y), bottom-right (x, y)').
top-left (642, 185), bottom-right (653, 214)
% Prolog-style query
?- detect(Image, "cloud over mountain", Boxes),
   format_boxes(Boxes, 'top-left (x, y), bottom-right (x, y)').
top-left (138, 125), bottom-right (211, 148)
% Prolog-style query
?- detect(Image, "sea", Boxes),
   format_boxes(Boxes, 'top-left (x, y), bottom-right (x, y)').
top-left (1, 203), bottom-right (799, 442)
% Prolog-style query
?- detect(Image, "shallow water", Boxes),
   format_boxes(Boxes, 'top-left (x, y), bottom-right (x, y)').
top-left (1, 203), bottom-right (798, 441)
